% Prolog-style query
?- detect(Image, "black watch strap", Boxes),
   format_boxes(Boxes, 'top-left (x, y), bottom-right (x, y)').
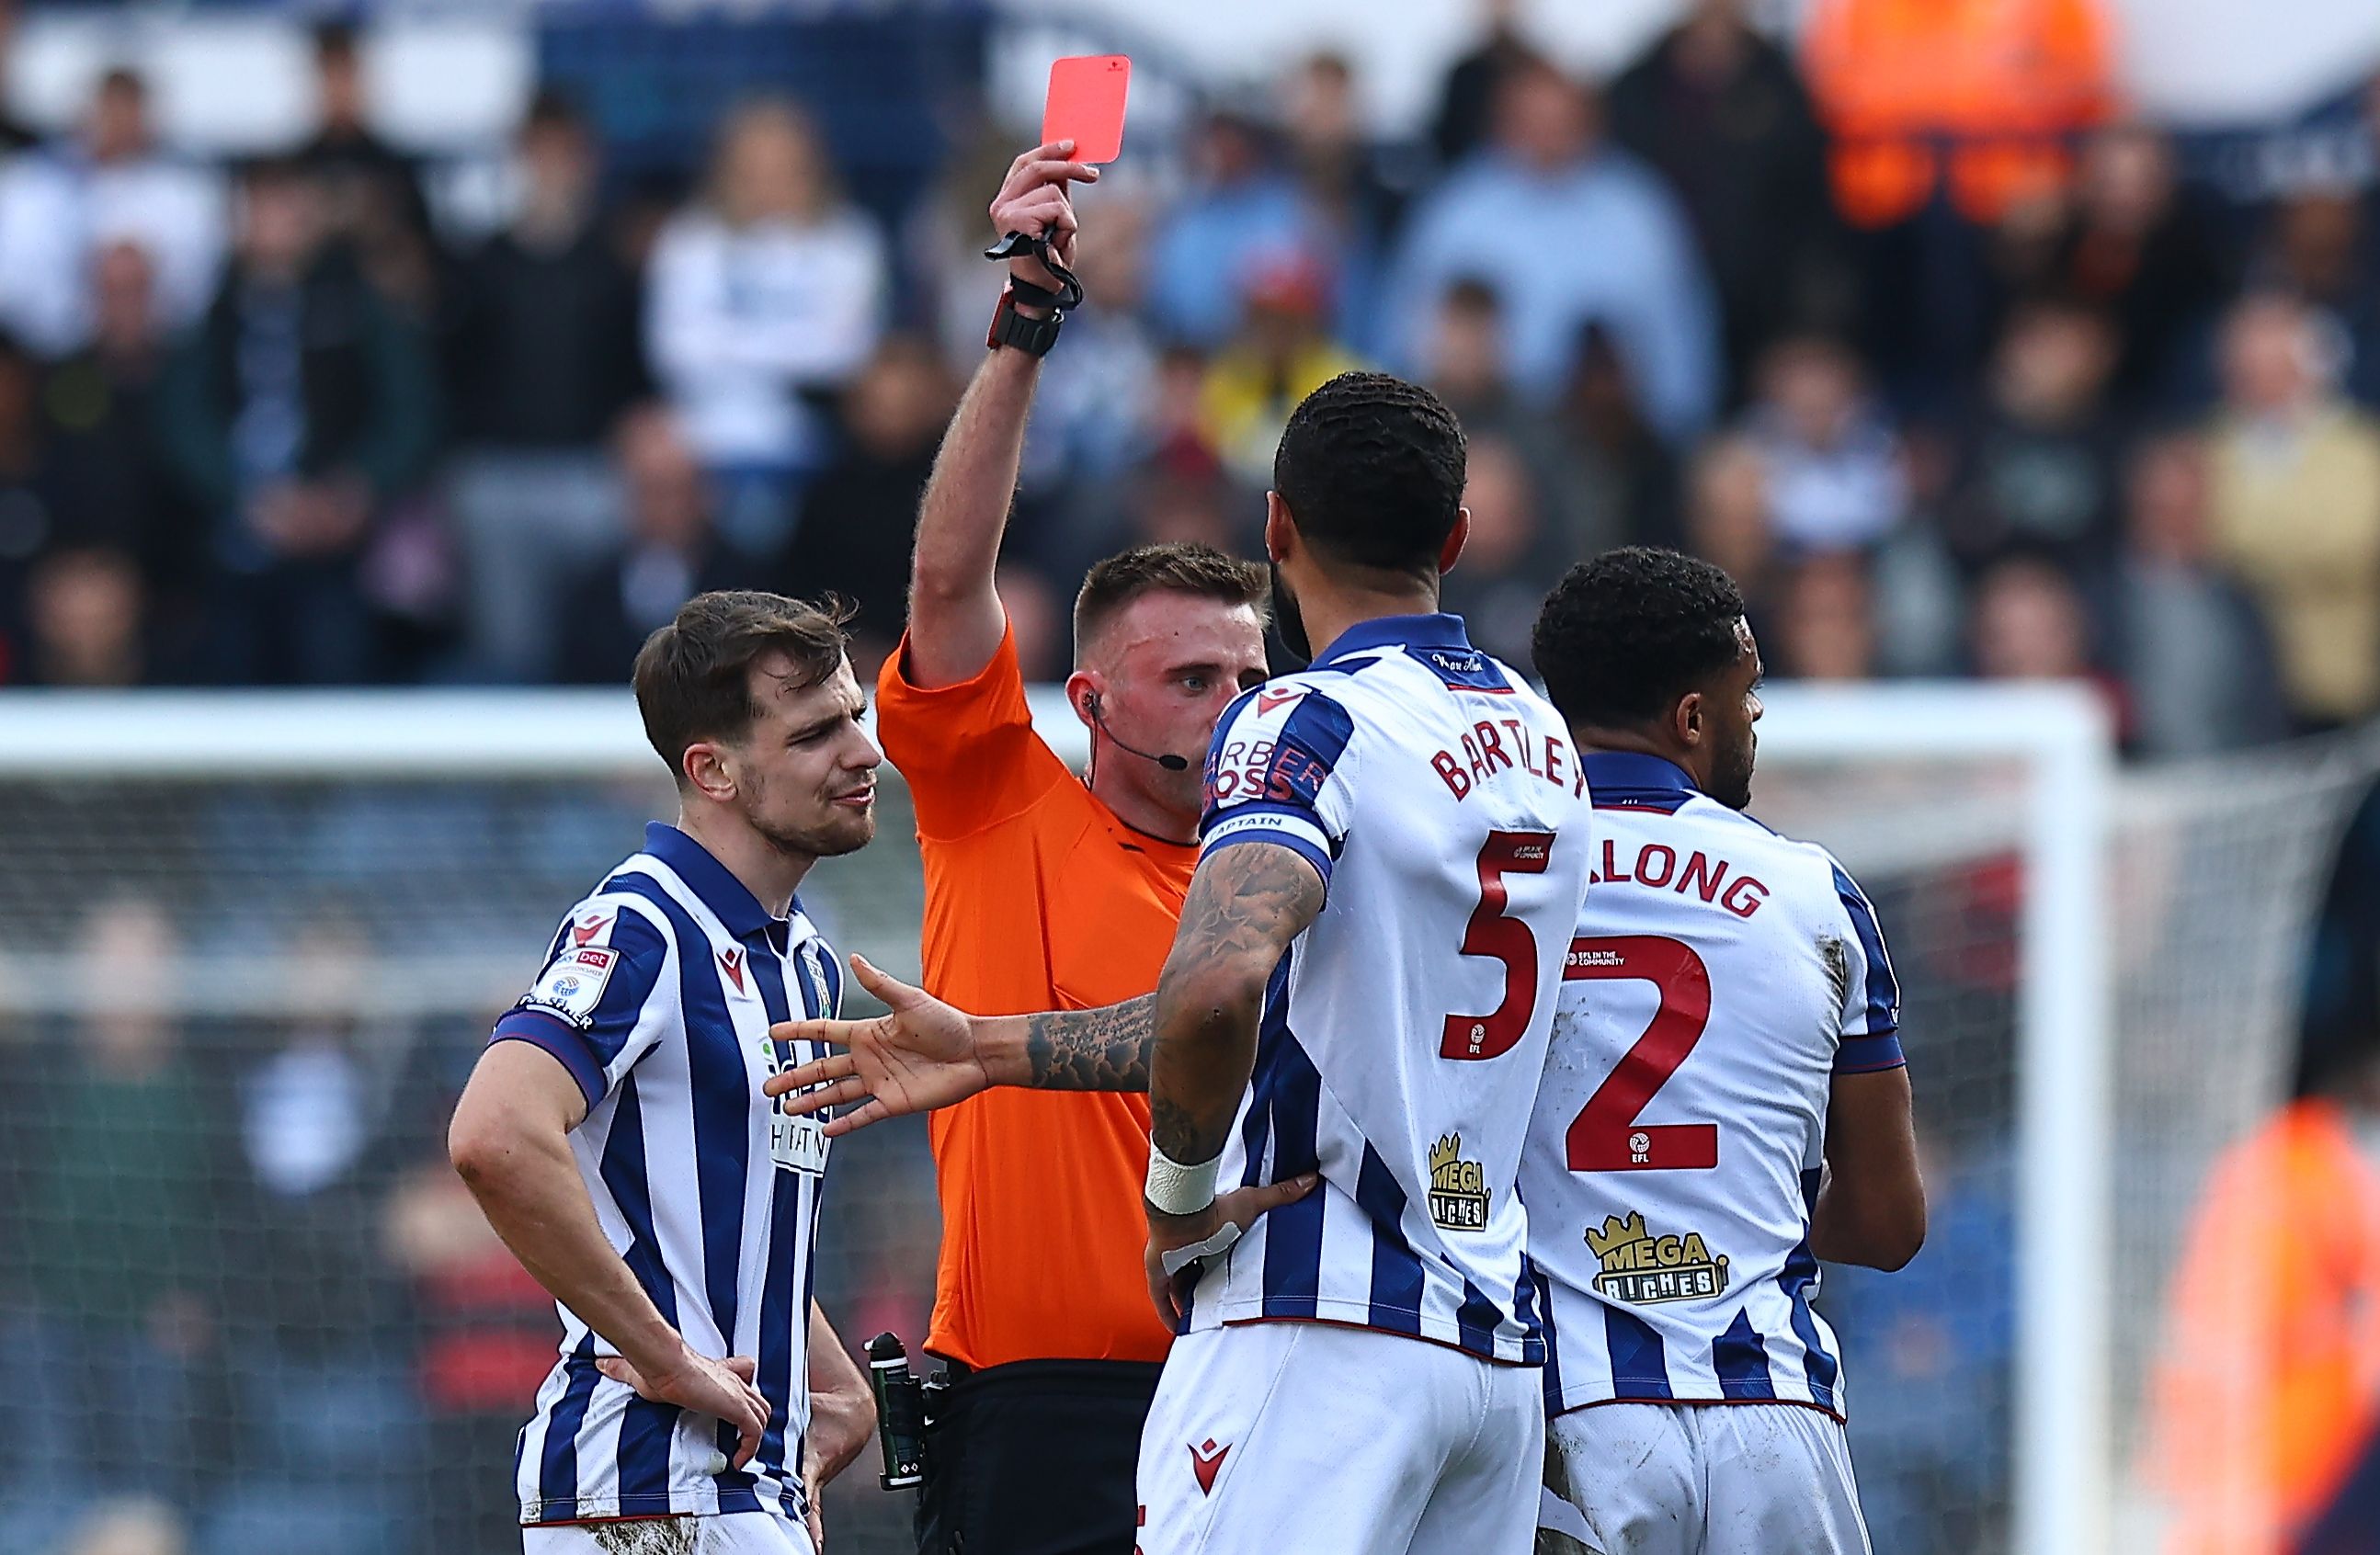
top-left (987, 288), bottom-right (1063, 358)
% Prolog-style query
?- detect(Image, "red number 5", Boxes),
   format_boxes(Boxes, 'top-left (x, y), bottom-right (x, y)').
top-left (1441, 830), bottom-right (1556, 1061)
top-left (1564, 936), bottom-right (1720, 1171)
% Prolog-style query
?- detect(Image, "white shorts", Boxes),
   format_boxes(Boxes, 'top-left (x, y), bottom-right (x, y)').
top-left (1539, 1403), bottom-right (1870, 1555)
top-left (522, 1510), bottom-right (813, 1555)
top-left (1138, 1320), bottom-right (1543, 1555)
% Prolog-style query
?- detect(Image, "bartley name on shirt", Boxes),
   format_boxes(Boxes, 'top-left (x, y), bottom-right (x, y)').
top-left (1430, 718), bottom-right (1587, 803)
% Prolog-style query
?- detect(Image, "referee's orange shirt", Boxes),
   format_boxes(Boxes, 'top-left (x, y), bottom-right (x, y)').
top-left (877, 625), bottom-right (1188, 1368)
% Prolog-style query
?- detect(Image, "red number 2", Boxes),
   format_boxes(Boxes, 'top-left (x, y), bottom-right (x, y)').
top-left (1563, 936), bottom-right (1720, 1170)
top-left (1441, 831), bottom-right (1557, 1061)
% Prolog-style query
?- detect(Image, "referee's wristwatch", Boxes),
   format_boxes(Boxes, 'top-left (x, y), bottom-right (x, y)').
top-left (986, 278), bottom-right (1063, 358)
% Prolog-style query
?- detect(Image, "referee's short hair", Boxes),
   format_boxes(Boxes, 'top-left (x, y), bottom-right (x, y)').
top-left (1072, 542), bottom-right (1270, 663)
top-left (634, 590), bottom-right (854, 780)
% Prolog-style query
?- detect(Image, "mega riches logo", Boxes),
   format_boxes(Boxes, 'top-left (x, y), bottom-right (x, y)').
top-left (1428, 1134), bottom-right (1489, 1232)
top-left (1587, 1212), bottom-right (1730, 1304)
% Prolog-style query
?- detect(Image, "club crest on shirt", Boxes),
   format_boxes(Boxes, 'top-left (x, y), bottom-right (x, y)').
top-left (1428, 1134), bottom-right (1489, 1232)
top-left (1587, 1211), bottom-right (1730, 1304)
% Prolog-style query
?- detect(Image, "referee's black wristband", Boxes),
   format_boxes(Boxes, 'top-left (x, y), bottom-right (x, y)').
top-left (986, 287), bottom-right (1063, 358)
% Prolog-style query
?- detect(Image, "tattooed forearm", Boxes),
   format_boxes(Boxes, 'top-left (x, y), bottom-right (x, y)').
top-left (1147, 843), bottom-right (1327, 1165)
top-left (1023, 993), bottom-right (1156, 1092)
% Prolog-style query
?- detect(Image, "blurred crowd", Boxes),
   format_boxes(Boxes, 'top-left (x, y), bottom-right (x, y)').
top-left (0, 1), bottom-right (2370, 759)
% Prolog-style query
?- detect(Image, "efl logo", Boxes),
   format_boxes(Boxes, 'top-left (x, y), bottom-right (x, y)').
top-left (1189, 1437), bottom-right (1230, 1495)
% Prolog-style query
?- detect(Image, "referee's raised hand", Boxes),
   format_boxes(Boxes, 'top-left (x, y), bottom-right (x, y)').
top-left (763, 954), bottom-right (1010, 1134)
top-left (596, 1341), bottom-right (770, 1471)
top-left (990, 139), bottom-right (1099, 293)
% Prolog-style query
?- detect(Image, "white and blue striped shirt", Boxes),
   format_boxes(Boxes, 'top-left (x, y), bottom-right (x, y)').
top-left (1525, 754), bottom-right (1904, 1419)
top-left (1186, 614), bottom-right (1594, 1364)
top-left (490, 823), bottom-right (840, 1528)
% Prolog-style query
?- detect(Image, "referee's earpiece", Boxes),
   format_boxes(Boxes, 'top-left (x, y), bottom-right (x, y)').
top-left (1084, 691), bottom-right (1191, 773)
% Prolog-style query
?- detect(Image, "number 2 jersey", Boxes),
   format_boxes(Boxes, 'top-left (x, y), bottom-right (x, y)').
top-left (1187, 613), bottom-right (1593, 1363)
top-left (1523, 753), bottom-right (1905, 1418)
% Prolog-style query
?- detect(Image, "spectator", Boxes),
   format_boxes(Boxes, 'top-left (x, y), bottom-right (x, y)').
top-left (1419, 276), bottom-right (1531, 435)
top-left (1387, 55), bottom-right (1722, 441)
top-left (1803, 0), bottom-right (2117, 401)
top-left (1607, 0), bottom-right (1849, 391)
top-left (0, 67), bottom-right (224, 358)
top-left (384, 1132), bottom-right (557, 1555)
top-left (2256, 187), bottom-right (2380, 410)
top-left (782, 335), bottom-right (961, 675)
top-left (445, 90), bottom-right (648, 682)
top-left (1016, 187), bottom-right (1163, 498)
top-left (1743, 332), bottom-right (1907, 552)
top-left (1970, 552), bottom-right (2097, 682)
top-left (1943, 299), bottom-right (2124, 575)
top-left (1283, 51), bottom-right (1409, 346)
top-left (0, 0), bottom-right (39, 153)
top-left (6, 897), bottom-right (220, 1527)
top-left (0, 332), bottom-right (71, 674)
top-left (296, 22), bottom-right (435, 312)
top-left (553, 404), bottom-right (760, 684)
top-left (645, 97), bottom-right (888, 552)
top-left (1802, 0), bottom-right (2117, 233)
top-left (1540, 318), bottom-right (1683, 556)
top-left (1197, 249), bottom-right (1364, 485)
top-left (1682, 431), bottom-right (1778, 610)
top-left (1144, 108), bottom-right (1333, 350)
top-left (2205, 293), bottom-right (2380, 731)
top-left (210, 915), bottom-right (416, 1555)
top-left (2147, 1028), bottom-right (2380, 1555)
top-left (2102, 432), bottom-right (2287, 755)
top-left (2048, 124), bottom-right (2232, 408)
top-left (1769, 550), bottom-right (1879, 681)
top-left (1438, 429), bottom-right (1562, 666)
top-left (44, 242), bottom-right (205, 643)
top-left (996, 562), bottom-right (1067, 682)
top-left (1430, 0), bottom-right (1536, 168)
top-left (156, 158), bottom-right (438, 687)
top-left (20, 547), bottom-right (145, 687)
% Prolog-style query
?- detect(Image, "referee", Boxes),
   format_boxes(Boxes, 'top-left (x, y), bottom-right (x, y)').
top-left (873, 146), bottom-right (1269, 1553)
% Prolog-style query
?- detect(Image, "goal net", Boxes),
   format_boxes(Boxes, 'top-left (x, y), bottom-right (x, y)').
top-left (0, 685), bottom-right (2358, 1555)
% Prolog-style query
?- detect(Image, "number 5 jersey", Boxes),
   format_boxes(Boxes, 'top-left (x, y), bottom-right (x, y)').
top-left (1524, 751), bottom-right (1905, 1418)
top-left (1189, 613), bottom-right (1594, 1363)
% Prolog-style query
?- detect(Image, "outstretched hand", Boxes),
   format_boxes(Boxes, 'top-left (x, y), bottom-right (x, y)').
top-left (762, 955), bottom-right (999, 1135)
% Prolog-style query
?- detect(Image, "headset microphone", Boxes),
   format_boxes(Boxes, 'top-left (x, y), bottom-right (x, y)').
top-left (1086, 695), bottom-right (1190, 772)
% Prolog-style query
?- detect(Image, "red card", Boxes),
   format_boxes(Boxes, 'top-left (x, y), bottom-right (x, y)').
top-left (1042, 55), bottom-right (1132, 165)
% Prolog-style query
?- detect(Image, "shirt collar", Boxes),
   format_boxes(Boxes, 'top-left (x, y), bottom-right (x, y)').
top-left (643, 823), bottom-right (782, 940)
top-left (1580, 752), bottom-right (1701, 800)
top-left (1311, 612), bottom-right (1475, 668)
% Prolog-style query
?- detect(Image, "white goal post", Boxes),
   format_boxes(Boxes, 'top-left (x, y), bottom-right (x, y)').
top-left (0, 681), bottom-right (2117, 1555)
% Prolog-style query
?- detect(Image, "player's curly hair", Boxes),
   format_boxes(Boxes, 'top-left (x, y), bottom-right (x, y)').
top-left (1272, 371), bottom-right (1467, 577)
top-left (1532, 547), bottom-right (1748, 728)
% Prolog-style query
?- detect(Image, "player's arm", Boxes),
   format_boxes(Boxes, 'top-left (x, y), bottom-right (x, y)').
top-left (1809, 1065), bottom-right (1927, 1270)
top-left (759, 956), bottom-right (1156, 1129)
top-left (1146, 840), bottom-right (1325, 1164)
top-left (802, 1301), bottom-right (875, 1548)
top-left (1139, 840), bottom-right (1328, 1322)
top-left (902, 142), bottom-right (1096, 688)
top-left (448, 1041), bottom-right (771, 1465)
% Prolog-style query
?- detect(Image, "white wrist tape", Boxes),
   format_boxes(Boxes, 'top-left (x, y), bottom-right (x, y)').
top-left (1144, 1142), bottom-right (1221, 1217)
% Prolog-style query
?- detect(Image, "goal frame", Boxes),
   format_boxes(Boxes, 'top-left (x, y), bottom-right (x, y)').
top-left (0, 680), bottom-right (2116, 1554)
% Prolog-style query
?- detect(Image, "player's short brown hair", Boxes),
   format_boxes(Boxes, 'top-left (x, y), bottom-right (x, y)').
top-left (633, 590), bottom-right (853, 783)
top-left (1071, 543), bottom-right (1270, 663)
